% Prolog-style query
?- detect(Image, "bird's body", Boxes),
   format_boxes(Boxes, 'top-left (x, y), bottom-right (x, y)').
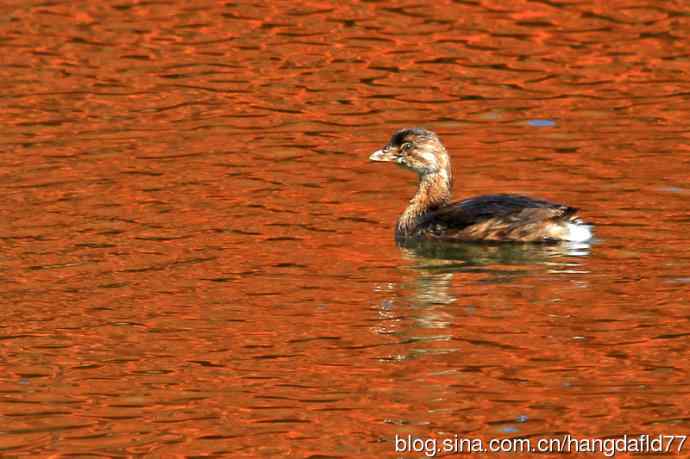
top-left (369, 128), bottom-right (593, 243)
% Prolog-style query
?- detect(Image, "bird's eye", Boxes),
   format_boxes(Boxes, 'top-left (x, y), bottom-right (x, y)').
top-left (400, 142), bottom-right (413, 152)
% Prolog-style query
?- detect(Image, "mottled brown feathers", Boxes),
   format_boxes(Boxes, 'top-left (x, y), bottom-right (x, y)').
top-left (413, 195), bottom-right (579, 241)
top-left (400, 193), bottom-right (580, 242)
top-left (370, 128), bottom-right (592, 243)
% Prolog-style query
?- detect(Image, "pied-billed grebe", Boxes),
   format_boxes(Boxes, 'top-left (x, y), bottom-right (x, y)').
top-left (369, 128), bottom-right (593, 243)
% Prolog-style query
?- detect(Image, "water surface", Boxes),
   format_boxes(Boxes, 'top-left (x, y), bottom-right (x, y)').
top-left (1, 1), bottom-right (690, 457)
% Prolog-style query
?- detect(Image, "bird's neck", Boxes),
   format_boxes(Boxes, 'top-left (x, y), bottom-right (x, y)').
top-left (397, 169), bottom-right (452, 236)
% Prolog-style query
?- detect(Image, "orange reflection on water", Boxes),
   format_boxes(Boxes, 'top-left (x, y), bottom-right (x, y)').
top-left (0, 0), bottom-right (689, 457)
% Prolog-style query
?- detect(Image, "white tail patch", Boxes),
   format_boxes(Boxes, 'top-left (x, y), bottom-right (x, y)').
top-left (565, 222), bottom-right (593, 242)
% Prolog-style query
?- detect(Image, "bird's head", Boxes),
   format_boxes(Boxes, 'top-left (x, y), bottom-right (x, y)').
top-left (369, 127), bottom-right (450, 178)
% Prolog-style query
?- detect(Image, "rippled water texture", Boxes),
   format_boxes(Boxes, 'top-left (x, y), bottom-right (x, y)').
top-left (1, 1), bottom-right (690, 457)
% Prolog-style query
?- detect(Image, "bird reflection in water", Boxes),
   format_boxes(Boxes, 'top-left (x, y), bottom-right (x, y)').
top-left (401, 239), bottom-right (591, 269)
top-left (372, 240), bottom-right (592, 353)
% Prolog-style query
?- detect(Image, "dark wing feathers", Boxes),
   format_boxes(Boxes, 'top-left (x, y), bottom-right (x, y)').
top-left (419, 194), bottom-right (577, 230)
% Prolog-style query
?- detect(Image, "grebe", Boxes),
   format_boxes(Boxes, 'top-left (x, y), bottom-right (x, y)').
top-left (369, 128), bottom-right (593, 243)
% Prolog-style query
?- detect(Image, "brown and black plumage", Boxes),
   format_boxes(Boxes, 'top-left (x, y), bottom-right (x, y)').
top-left (369, 127), bottom-right (593, 243)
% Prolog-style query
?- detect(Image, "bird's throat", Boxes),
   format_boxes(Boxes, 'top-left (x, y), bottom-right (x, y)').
top-left (397, 171), bottom-right (452, 236)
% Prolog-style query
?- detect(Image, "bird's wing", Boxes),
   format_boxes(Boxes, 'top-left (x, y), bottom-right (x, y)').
top-left (420, 194), bottom-right (578, 230)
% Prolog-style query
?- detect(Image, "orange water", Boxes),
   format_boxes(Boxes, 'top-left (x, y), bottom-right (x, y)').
top-left (1, 1), bottom-right (689, 457)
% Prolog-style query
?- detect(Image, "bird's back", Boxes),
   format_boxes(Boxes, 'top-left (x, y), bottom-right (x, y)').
top-left (404, 194), bottom-right (590, 242)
